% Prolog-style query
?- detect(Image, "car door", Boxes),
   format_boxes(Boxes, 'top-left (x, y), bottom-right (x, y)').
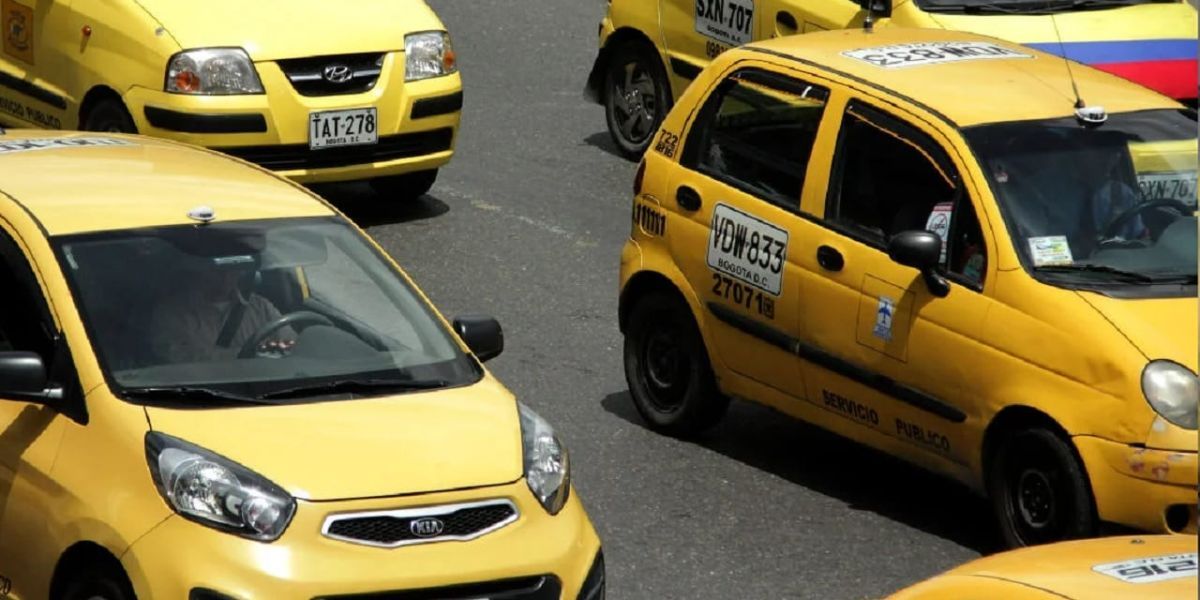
top-left (665, 63), bottom-right (835, 402)
top-left (660, 0), bottom-right (758, 84)
top-left (798, 98), bottom-right (996, 476)
top-left (0, 0), bottom-right (71, 128)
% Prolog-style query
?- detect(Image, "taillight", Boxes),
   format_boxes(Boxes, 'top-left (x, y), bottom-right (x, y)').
top-left (633, 159), bottom-right (646, 196)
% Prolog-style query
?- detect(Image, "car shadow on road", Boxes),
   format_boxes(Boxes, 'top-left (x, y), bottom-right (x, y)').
top-left (306, 182), bottom-right (451, 228)
top-left (582, 131), bottom-right (634, 162)
top-left (601, 390), bottom-right (1002, 555)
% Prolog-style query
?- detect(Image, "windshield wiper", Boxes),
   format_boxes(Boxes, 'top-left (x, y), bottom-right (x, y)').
top-left (1034, 264), bottom-right (1181, 284)
top-left (122, 386), bottom-right (276, 406)
top-left (258, 378), bottom-right (449, 400)
top-left (923, 1), bottom-right (1066, 14)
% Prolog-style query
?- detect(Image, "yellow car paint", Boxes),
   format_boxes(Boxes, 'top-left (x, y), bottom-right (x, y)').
top-left (619, 27), bottom-right (1197, 545)
top-left (0, 0), bottom-right (461, 183)
top-left (889, 535), bottom-right (1198, 599)
top-left (0, 132), bottom-right (601, 599)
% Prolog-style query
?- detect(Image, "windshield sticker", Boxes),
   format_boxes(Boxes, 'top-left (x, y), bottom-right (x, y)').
top-left (707, 203), bottom-right (787, 296)
top-left (1137, 171), bottom-right (1197, 205)
top-left (695, 0), bottom-right (754, 46)
top-left (872, 296), bottom-right (895, 342)
top-left (0, 136), bottom-right (130, 155)
top-left (1094, 553), bottom-right (1197, 584)
top-left (843, 42), bottom-right (1034, 69)
top-left (1028, 235), bottom-right (1073, 266)
top-left (925, 201), bottom-right (953, 263)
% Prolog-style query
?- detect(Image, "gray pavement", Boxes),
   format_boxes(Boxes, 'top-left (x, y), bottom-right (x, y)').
top-left (315, 1), bottom-right (996, 597)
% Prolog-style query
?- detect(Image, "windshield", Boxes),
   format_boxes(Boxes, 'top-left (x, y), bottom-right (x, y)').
top-left (918, 0), bottom-right (1174, 13)
top-left (965, 109), bottom-right (1197, 291)
top-left (57, 217), bottom-right (480, 403)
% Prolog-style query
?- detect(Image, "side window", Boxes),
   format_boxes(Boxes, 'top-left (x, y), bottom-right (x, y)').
top-left (682, 68), bottom-right (829, 210)
top-left (827, 101), bottom-right (986, 286)
top-left (0, 231), bottom-right (54, 358)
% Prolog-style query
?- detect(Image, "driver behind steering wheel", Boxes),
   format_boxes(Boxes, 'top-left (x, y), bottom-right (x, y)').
top-left (149, 255), bottom-right (295, 363)
top-left (1089, 151), bottom-right (1148, 245)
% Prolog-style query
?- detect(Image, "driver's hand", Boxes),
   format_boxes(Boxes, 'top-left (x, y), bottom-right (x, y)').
top-left (256, 338), bottom-right (296, 358)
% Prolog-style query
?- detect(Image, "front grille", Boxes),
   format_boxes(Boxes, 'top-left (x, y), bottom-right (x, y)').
top-left (276, 52), bottom-right (385, 96)
top-left (323, 499), bottom-right (518, 548)
top-left (313, 575), bottom-right (561, 600)
top-left (213, 127), bottom-right (453, 171)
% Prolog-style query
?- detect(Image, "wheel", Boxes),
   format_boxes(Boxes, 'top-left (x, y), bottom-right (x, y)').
top-left (987, 428), bottom-right (1097, 548)
top-left (58, 565), bottom-right (135, 600)
top-left (623, 292), bottom-right (728, 436)
top-left (370, 169), bottom-right (438, 201)
top-left (82, 98), bottom-right (137, 133)
top-left (603, 42), bottom-right (671, 159)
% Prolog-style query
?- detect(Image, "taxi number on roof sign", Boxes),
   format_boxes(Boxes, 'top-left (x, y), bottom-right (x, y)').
top-left (695, 0), bottom-right (754, 46)
top-left (707, 203), bottom-right (787, 296)
top-left (1093, 553), bottom-right (1198, 584)
top-left (842, 41), bottom-right (1034, 69)
top-left (1138, 171), bottom-right (1198, 204)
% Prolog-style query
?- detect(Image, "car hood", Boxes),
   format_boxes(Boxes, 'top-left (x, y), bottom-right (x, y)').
top-left (144, 376), bottom-right (524, 501)
top-left (137, 0), bottom-right (446, 61)
top-left (924, 3), bottom-right (1198, 99)
top-left (1078, 292), bottom-right (1198, 371)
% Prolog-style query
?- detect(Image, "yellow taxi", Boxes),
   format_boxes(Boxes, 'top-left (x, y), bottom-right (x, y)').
top-left (890, 535), bottom-right (1197, 598)
top-left (0, 132), bottom-right (603, 599)
top-left (0, 0), bottom-right (462, 198)
top-left (617, 26), bottom-right (1198, 547)
top-left (585, 0), bottom-right (1198, 156)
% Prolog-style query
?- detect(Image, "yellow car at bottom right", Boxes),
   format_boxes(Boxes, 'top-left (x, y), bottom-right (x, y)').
top-left (890, 535), bottom-right (1197, 599)
top-left (618, 26), bottom-right (1197, 549)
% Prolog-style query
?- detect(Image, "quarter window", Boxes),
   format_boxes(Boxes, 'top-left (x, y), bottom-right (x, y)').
top-left (683, 69), bottom-right (829, 210)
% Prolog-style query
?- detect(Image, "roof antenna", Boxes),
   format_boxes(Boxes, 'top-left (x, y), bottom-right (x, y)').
top-left (1051, 14), bottom-right (1106, 126)
top-left (863, 0), bottom-right (876, 33)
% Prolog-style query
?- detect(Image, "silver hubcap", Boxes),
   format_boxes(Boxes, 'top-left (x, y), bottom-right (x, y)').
top-left (611, 61), bottom-right (657, 144)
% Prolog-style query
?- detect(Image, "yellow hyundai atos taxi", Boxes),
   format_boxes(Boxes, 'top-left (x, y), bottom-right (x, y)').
top-left (585, 0), bottom-right (1198, 156)
top-left (890, 535), bottom-right (1197, 598)
top-left (0, 133), bottom-right (603, 599)
top-left (0, 0), bottom-right (461, 198)
top-left (618, 27), bottom-right (1198, 548)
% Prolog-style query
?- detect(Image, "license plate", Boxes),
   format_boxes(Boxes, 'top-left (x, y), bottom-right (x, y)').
top-left (1137, 171), bottom-right (1198, 205)
top-left (308, 108), bottom-right (377, 150)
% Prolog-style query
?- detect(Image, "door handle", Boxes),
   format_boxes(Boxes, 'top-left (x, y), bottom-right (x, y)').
top-left (676, 186), bottom-right (702, 211)
top-left (775, 11), bottom-right (799, 36)
top-left (817, 245), bottom-right (844, 272)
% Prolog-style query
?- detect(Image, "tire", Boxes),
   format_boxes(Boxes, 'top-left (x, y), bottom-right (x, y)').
top-left (58, 565), bottom-right (135, 600)
top-left (603, 41), bottom-right (671, 160)
top-left (623, 292), bottom-right (728, 436)
top-left (370, 169), bottom-right (438, 201)
top-left (82, 98), bottom-right (137, 133)
top-left (987, 428), bottom-right (1098, 548)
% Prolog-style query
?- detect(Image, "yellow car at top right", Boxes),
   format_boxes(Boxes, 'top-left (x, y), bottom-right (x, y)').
top-left (617, 26), bottom-right (1197, 548)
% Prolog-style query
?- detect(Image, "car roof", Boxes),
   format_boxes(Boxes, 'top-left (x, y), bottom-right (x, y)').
top-left (0, 131), bottom-right (335, 236)
top-left (742, 27), bottom-right (1181, 127)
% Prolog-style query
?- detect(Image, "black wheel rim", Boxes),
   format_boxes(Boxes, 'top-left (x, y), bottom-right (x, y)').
top-left (1016, 469), bottom-right (1055, 529)
top-left (609, 59), bottom-right (659, 146)
top-left (637, 319), bottom-right (691, 412)
top-left (1003, 443), bottom-right (1067, 545)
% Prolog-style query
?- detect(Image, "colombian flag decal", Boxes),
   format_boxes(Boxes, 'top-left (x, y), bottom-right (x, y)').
top-left (1025, 39), bottom-right (1198, 100)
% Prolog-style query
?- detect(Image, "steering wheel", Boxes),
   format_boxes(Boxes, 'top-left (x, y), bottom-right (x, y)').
top-left (238, 310), bottom-right (334, 358)
top-left (1101, 197), bottom-right (1192, 240)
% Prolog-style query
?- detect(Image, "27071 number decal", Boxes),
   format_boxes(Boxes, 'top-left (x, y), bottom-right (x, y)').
top-left (711, 273), bottom-right (775, 319)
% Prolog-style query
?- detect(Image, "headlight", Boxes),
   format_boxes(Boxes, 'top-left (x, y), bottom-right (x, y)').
top-left (405, 31), bottom-right (457, 81)
top-left (166, 48), bottom-right (264, 94)
top-left (1142, 360), bottom-right (1199, 430)
top-left (145, 432), bottom-right (295, 541)
top-left (518, 403), bottom-right (570, 515)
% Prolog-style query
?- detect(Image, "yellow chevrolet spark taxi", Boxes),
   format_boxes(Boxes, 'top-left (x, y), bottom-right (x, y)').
top-left (586, 0), bottom-right (1198, 156)
top-left (890, 535), bottom-right (1197, 598)
top-left (0, 133), bottom-right (603, 599)
top-left (619, 27), bottom-right (1197, 547)
top-left (0, 0), bottom-right (461, 198)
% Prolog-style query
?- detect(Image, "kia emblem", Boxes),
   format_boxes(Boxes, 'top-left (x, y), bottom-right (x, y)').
top-left (322, 64), bottom-right (353, 84)
top-left (409, 517), bottom-right (445, 538)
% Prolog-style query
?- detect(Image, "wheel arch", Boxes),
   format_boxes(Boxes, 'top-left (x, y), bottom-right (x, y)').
top-left (49, 541), bottom-right (134, 600)
top-left (619, 269), bottom-right (692, 334)
top-left (78, 86), bottom-right (130, 130)
top-left (982, 405), bottom-right (1077, 479)
top-left (585, 27), bottom-right (669, 105)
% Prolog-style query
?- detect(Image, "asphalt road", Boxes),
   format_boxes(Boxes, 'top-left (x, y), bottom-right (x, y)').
top-left (315, 1), bottom-right (997, 597)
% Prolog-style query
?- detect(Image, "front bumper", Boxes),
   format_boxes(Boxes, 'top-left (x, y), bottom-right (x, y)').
top-left (1076, 436), bottom-right (1198, 533)
top-left (123, 54), bottom-right (461, 183)
top-left (121, 481), bottom-right (602, 599)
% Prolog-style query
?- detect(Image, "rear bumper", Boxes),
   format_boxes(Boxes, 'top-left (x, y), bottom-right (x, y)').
top-left (1076, 435), bottom-right (1197, 534)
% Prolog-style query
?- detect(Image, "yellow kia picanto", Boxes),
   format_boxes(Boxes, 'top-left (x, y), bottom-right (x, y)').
top-left (890, 535), bottom-right (1197, 598)
top-left (586, 0), bottom-right (1198, 156)
top-left (0, 0), bottom-right (461, 198)
top-left (0, 133), bottom-right (603, 599)
top-left (619, 27), bottom-right (1197, 548)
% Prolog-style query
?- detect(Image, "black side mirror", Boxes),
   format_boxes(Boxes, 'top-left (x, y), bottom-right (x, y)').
top-left (856, 0), bottom-right (893, 18)
top-left (888, 231), bottom-right (950, 298)
top-left (452, 315), bottom-right (504, 363)
top-left (0, 351), bottom-right (63, 404)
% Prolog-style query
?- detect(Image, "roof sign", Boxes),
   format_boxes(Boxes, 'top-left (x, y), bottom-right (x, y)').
top-left (1093, 553), bottom-right (1197, 584)
top-left (843, 41), bottom-right (1034, 69)
top-left (0, 136), bottom-right (131, 155)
